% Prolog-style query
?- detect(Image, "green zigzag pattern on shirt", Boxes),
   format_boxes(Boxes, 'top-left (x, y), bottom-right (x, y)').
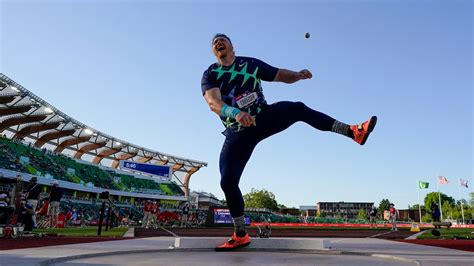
top-left (212, 62), bottom-right (261, 90)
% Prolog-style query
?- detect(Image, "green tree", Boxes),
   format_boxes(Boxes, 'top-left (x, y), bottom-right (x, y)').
top-left (278, 203), bottom-right (288, 210)
top-left (317, 212), bottom-right (326, 218)
top-left (220, 199), bottom-right (228, 207)
top-left (465, 206), bottom-right (473, 219)
top-left (450, 207), bottom-right (461, 220)
top-left (442, 201), bottom-right (454, 219)
top-left (378, 199), bottom-right (391, 219)
top-left (456, 199), bottom-right (469, 208)
top-left (243, 188), bottom-right (279, 211)
top-left (422, 213), bottom-right (432, 223)
top-left (424, 192), bottom-right (455, 213)
top-left (357, 209), bottom-right (368, 220)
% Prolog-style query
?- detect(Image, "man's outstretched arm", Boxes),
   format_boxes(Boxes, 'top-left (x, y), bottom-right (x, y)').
top-left (274, 69), bottom-right (312, 84)
top-left (204, 88), bottom-right (256, 127)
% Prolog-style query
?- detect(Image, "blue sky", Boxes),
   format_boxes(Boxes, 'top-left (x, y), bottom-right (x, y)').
top-left (1, 0), bottom-right (472, 209)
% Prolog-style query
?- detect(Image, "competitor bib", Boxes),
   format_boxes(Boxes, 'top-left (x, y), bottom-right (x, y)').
top-left (235, 92), bottom-right (258, 109)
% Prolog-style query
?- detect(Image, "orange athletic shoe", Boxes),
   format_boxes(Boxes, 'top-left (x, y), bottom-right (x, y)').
top-left (351, 116), bottom-right (377, 145)
top-left (215, 232), bottom-right (251, 251)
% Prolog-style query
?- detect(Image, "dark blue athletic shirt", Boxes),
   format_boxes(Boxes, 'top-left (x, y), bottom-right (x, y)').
top-left (201, 56), bottom-right (278, 133)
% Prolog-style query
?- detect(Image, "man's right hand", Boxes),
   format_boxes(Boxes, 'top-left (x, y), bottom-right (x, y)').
top-left (298, 69), bottom-right (312, 80)
top-left (236, 111), bottom-right (256, 127)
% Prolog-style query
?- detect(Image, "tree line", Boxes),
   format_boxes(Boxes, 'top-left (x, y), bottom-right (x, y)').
top-left (225, 188), bottom-right (473, 222)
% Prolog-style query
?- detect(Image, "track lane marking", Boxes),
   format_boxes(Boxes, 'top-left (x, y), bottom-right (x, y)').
top-left (367, 231), bottom-right (395, 238)
top-left (160, 226), bottom-right (179, 237)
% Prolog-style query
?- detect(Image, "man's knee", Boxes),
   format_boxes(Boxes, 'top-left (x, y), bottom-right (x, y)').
top-left (220, 178), bottom-right (238, 193)
top-left (280, 101), bottom-right (306, 111)
top-left (294, 101), bottom-right (307, 109)
top-left (220, 176), bottom-right (239, 194)
top-left (277, 101), bottom-right (306, 110)
top-left (286, 101), bottom-right (308, 116)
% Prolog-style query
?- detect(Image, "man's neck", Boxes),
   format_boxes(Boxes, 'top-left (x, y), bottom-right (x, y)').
top-left (217, 54), bottom-right (236, 66)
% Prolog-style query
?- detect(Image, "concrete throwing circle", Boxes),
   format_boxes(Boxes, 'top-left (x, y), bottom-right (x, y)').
top-left (48, 250), bottom-right (417, 266)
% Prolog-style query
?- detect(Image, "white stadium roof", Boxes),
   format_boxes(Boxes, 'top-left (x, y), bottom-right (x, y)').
top-left (0, 73), bottom-right (206, 197)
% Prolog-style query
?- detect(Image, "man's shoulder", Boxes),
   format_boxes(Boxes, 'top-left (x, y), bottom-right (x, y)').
top-left (236, 56), bottom-right (259, 63)
top-left (204, 62), bottom-right (219, 72)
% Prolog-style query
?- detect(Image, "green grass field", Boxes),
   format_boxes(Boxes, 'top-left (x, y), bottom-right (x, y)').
top-left (33, 226), bottom-right (128, 237)
top-left (417, 228), bottom-right (474, 240)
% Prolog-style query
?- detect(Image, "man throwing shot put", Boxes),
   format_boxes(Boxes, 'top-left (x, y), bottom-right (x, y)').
top-left (201, 33), bottom-right (377, 251)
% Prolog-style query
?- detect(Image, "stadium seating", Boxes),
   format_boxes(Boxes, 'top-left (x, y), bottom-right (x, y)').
top-left (0, 137), bottom-right (184, 196)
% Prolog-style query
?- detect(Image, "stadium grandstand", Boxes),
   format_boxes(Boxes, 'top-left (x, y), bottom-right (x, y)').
top-left (0, 73), bottom-right (207, 219)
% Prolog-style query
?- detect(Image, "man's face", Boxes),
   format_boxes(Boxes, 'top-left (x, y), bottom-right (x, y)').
top-left (212, 37), bottom-right (233, 59)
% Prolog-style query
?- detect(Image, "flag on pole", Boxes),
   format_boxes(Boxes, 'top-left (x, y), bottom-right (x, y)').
top-left (438, 176), bottom-right (449, 185)
top-left (418, 181), bottom-right (429, 189)
top-left (460, 179), bottom-right (469, 188)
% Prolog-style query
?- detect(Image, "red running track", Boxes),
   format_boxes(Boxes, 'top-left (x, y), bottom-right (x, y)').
top-left (394, 239), bottom-right (474, 252)
top-left (0, 236), bottom-right (126, 251)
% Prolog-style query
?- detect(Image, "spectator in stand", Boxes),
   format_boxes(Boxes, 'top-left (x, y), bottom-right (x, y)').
top-left (156, 201), bottom-right (161, 227)
top-left (120, 208), bottom-right (130, 227)
top-left (128, 210), bottom-right (135, 225)
top-left (190, 212), bottom-right (198, 226)
top-left (389, 203), bottom-right (399, 231)
top-left (78, 209), bottom-right (86, 227)
top-left (0, 193), bottom-right (14, 224)
top-left (25, 176), bottom-right (41, 227)
top-left (369, 206), bottom-right (377, 228)
top-left (71, 208), bottom-right (78, 221)
top-left (150, 201), bottom-right (159, 229)
top-left (0, 193), bottom-right (8, 207)
top-left (181, 202), bottom-right (189, 227)
top-left (20, 196), bottom-right (35, 232)
top-left (143, 200), bottom-right (151, 228)
top-left (36, 198), bottom-right (50, 228)
top-left (47, 180), bottom-right (63, 228)
top-left (57, 208), bottom-right (67, 228)
top-left (120, 214), bottom-right (129, 227)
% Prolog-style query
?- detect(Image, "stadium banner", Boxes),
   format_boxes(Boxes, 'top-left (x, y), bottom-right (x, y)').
top-left (119, 160), bottom-right (171, 179)
top-left (205, 207), bottom-right (250, 227)
top-left (213, 208), bottom-right (250, 225)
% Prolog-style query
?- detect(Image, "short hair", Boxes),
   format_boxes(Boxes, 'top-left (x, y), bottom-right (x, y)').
top-left (212, 33), bottom-right (232, 45)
